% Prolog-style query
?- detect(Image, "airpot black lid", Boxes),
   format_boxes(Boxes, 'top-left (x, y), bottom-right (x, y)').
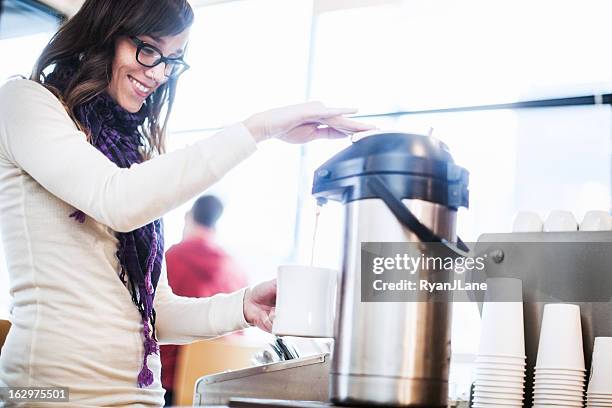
top-left (311, 132), bottom-right (469, 209)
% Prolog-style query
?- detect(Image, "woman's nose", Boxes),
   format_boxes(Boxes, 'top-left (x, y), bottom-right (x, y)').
top-left (144, 63), bottom-right (167, 84)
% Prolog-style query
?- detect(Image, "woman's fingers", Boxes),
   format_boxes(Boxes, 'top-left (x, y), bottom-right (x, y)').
top-left (285, 123), bottom-right (319, 143)
top-left (286, 119), bottom-right (374, 142)
top-left (321, 116), bottom-right (376, 132)
top-left (260, 310), bottom-right (273, 332)
top-left (314, 126), bottom-right (350, 139)
top-left (249, 101), bottom-right (376, 144)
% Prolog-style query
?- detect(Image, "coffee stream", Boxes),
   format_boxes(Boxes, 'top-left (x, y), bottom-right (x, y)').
top-left (310, 203), bottom-right (323, 266)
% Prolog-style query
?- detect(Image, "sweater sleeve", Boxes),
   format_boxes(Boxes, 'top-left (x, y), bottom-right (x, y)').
top-left (0, 79), bottom-right (257, 232)
top-left (153, 260), bottom-right (251, 345)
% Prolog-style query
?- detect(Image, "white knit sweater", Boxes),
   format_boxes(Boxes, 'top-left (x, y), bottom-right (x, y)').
top-left (0, 79), bottom-right (257, 407)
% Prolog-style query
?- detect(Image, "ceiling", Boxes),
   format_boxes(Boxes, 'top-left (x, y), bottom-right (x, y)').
top-left (36, 0), bottom-right (239, 17)
top-left (0, 0), bottom-right (393, 39)
top-left (5, 0), bottom-right (395, 24)
top-left (0, 0), bottom-right (239, 39)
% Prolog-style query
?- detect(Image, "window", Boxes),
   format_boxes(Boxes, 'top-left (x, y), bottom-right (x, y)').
top-left (309, 0), bottom-right (612, 111)
top-left (164, 0), bottom-right (314, 285)
top-left (0, 32), bottom-right (53, 82)
top-left (169, 0), bottom-right (313, 131)
top-left (303, 0), bottom-right (611, 395)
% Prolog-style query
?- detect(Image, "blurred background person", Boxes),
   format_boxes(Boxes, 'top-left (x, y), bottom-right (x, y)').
top-left (161, 195), bottom-right (247, 406)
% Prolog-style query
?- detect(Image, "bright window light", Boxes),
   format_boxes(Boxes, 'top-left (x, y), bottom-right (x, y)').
top-left (169, 0), bottom-right (314, 131)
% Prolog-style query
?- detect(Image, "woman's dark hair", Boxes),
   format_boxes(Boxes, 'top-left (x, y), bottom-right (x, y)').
top-left (31, 0), bottom-right (194, 159)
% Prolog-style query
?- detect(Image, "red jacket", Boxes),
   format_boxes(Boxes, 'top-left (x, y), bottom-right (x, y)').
top-left (160, 234), bottom-right (247, 391)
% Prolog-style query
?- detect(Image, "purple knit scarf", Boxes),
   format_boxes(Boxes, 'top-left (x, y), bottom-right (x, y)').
top-left (46, 63), bottom-right (163, 388)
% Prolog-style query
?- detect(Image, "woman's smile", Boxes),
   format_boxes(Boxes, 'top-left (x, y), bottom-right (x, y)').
top-left (128, 75), bottom-right (153, 99)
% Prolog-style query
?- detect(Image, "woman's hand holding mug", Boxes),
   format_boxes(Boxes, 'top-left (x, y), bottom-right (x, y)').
top-left (243, 279), bottom-right (277, 332)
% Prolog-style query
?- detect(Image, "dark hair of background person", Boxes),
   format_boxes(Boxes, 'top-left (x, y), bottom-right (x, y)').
top-left (192, 195), bottom-right (224, 229)
top-left (30, 0), bottom-right (194, 159)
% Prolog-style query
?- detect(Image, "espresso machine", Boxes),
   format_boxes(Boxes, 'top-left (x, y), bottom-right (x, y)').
top-left (471, 232), bottom-right (612, 407)
top-left (312, 132), bottom-right (469, 407)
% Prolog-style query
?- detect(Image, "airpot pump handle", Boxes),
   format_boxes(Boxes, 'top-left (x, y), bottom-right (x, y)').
top-left (366, 175), bottom-right (470, 258)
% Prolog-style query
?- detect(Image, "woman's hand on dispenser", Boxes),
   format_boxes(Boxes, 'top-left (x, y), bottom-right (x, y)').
top-left (243, 279), bottom-right (277, 332)
top-left (243, 101), bottom-right (376, 143)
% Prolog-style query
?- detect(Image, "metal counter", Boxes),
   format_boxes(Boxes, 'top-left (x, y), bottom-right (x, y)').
top-left (194, 353), bottom-right (331, 406)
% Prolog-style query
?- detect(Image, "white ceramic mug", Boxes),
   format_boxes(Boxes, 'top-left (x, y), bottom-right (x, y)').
top-left (272, 265), bottom-right (338, 338)
top-left (580, 210), bottom-right (612, 231)
top-left (512, 211), bottom-right (543, 232)
top-left (543, 210), bottom-right (578, 232)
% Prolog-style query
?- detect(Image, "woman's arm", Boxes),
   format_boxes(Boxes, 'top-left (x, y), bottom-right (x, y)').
top-left (0, 79), bottom-right (257, 232)
top-left (153, 261), bottom-right (250, 344)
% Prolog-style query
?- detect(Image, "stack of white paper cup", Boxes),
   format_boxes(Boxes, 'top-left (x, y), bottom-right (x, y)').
top-left (586, 337), bottom-right (612, 407)
top-left (533, 303), bottom-right (586, 407)
top-left (473, 278), bottom-right (526, 407)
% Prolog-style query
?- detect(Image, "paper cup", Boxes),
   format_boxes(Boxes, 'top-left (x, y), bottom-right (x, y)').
top-left (272, 265), bottom-right (337, 337)
top-left (534, 383), bottom-right (585, 392)
top-left (475, 370), bottom-right (525, 380)
top-left (476, 385), bottom-right (525, 394)
top-left (586, 401), bottom-right (612, 406)
top-left (473, 404), bottom-right (522, 408)
top-left (535, 304), bottom-right (585, 370)
top-left (536, 367), bottom-right (586, 373)
top-left (588, 394), bottom-right (612, 399)
top-left (534, 378), bottom-right (585, 387)
top-left (477, 355), bottom-right (526, 363)
top-left (474, 391), bottom-right (523, 400)
top-left (586, 398), bottom-right (612, 405)
top-left (533, 405), bottom-right (582, 408)
top-left (533, 392), bottom-right (585, 401)
top-left (477, 361), bottom-right (526, 370)
top-left (533, 397), bottom-right (584, 406)
top-left (588, 337), bottom-right (612, 394)
top-left (476, 355), bottom-right (526, 365)
top-left (535, 372), bottom-right (586, 381)
top-left (478, 278), bottom-right (525, 357)
top-left (473, 396), bottom-right (523, 405)
top-left (478, 353), bottom-right (527, 359)
top-left (535, 369), bottom-right (586, 377)
top-left (476, 379), bottom-right (525, 388)
top-left (533, 388), bottom-right (585, 397)
top-left (476, 362), bottom-right (527, 371)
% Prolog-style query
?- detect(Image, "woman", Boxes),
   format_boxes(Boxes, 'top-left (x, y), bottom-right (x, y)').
top-left (0, 0), bottom-right (373, 406)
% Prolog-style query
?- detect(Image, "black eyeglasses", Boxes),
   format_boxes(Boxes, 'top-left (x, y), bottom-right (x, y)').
top-left (129, 36), bottom-right (190, 78)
